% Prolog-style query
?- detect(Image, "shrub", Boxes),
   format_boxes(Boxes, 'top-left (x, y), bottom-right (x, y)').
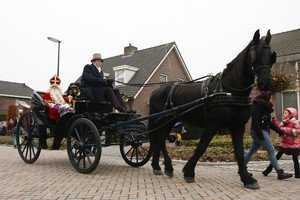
top-left (0, 114), bottom-right (6, 121)
top-left (181, 134), bottom-right (253, 149)
top-left (182, 124), bottom-right (204, 140)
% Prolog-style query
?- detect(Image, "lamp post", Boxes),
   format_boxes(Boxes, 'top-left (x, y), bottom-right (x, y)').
top-left (47, 37), bottom-right (61, 76)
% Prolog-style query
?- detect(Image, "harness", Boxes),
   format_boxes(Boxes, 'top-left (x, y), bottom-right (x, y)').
top-left (164, 44), bottom-right (271, 111)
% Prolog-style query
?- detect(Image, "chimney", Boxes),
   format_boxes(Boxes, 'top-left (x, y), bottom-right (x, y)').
top-left (124, 43), bottom-right (137, 56)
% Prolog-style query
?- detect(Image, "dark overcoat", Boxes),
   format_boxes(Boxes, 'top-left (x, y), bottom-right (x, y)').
top-left (80, 64), bottom-right (106, 102)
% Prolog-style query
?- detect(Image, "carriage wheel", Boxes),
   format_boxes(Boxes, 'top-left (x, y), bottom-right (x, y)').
top-left (67, 118), bottom-right (101, 174)
top-left (16, 112), bottom-right (41, 164)
top-left (119, 123), bottom-right (151, 167)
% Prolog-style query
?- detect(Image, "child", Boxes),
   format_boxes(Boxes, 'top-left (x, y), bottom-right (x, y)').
top-left (263, 107), bottom-right (300, 178)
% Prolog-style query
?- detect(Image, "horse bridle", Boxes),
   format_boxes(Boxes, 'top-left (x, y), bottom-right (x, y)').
top-left (249, 45), bottom-right (272, 73)
top-left (220, 44), bottom-right (272, 93)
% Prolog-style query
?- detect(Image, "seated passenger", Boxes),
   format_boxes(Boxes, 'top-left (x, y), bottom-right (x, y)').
top-left (80, 53), bottom-right (134, 114)
top-left (43, 74), bottom-right (74, 123)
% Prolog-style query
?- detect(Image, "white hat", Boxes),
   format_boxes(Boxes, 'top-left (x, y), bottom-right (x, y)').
top-left (91, 53), bottom-right (104, 62)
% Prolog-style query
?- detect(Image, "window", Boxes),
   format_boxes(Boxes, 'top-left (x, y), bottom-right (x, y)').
top-left (116, 70), bottom-right (125, 84)
top-left (160, 74), bottom-right (167, 83)
top-left (283, 92), bottom-right (298, 110)
top-left (279, 61), bottom-right (300, 119)
top-left (113, 65), bottom-right (139, 86)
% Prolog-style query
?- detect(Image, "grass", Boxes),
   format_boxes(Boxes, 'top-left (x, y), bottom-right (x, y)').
top-left (0, 135), bottom-right (272, 162)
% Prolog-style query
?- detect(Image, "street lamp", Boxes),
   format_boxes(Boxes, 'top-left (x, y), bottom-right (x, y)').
top-left (47, 37), bottom-right (61, 76)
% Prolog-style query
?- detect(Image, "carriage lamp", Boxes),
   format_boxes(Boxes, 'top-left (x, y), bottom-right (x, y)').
top-left (47, 37), bottom-right (61, 77)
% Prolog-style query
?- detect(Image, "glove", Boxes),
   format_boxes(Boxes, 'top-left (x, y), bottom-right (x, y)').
top-left (256, 132), bottom-right (265, 140)
top-left (277, 129), bottom-right (284, 137)
top-left (105, 79), bottom-right (114, 87)
top-left (282, 121), bottom-right (288, 127)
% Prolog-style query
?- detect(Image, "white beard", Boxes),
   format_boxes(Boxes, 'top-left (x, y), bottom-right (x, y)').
top-left (48, 87), bottom-right (65, 105)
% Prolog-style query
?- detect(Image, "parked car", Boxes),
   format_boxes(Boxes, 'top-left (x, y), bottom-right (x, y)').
top-left (0, 121), bottom-right (7, 135)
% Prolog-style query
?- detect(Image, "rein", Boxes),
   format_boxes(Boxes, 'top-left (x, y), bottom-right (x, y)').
top-left (114, 75), bottom-right (211, 87)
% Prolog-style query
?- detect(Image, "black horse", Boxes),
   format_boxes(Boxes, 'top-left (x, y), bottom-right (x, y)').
top-left (148, 30), bottom-right (276, 189)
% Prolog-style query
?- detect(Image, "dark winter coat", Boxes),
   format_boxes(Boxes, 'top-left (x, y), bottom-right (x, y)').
top-left (251, 101), bottom-right (283, 139)
top-left (250, 91), bottom-right (283, 139)
top-left (80, 64), bottom-right (106, 102)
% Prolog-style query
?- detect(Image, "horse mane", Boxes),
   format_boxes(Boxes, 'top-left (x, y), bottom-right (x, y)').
top-left (225, 41), bottom-right (252, 80)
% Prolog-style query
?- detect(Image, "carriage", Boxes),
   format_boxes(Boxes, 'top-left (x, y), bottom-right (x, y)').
top-left (15, 87), bottom-right (152, 174)
top-left (16, 29), bottom-right (275, 189)
top-left (15, 81), bottom-right (230, 174)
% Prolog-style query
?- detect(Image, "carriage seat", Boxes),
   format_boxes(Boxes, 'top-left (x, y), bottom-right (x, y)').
top-left (30, 91), bottom-right (56, 126)
top-left (66, 83), bottom-right (113, 114)
top-left (67, 83), bottom-right (112, 105)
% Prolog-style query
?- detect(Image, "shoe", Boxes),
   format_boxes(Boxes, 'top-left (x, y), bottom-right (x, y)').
top-left (276, 169), bottom-right (293, 180)
top-left (295, 173), bottom-right (300, 178)
top-left (262, 165), bottom-right (273, 176)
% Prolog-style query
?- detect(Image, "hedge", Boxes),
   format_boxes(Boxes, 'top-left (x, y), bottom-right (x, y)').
top-left (0, 114), bottom-right (6, 121)
top-left (181, 134), bottom-right (280, 150)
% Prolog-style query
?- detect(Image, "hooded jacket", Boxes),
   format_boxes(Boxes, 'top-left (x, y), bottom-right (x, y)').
top-left (272, 107), bottom-right (300, 149)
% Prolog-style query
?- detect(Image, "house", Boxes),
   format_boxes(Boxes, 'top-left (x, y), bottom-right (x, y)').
top-left (270, 28), bottom-right (300, 120)
top-left (0, 80), bottom-right (33, 114)
top-left (76, 42), bottom-right (193, 116)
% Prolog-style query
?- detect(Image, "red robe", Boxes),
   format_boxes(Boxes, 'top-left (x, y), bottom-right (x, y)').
top-left (43, 93), bottom-right (67, 123)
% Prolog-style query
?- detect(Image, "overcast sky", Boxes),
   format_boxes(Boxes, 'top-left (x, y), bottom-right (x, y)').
top-left (1, 0), bottom-right (299, 92)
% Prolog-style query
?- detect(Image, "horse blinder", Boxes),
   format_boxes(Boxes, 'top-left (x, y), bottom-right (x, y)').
top-left (249, 45), bottom-right (272, 73)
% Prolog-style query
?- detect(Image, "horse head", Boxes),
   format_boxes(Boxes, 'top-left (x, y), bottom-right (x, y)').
top-left (249, 30), bottom-right (276, 91)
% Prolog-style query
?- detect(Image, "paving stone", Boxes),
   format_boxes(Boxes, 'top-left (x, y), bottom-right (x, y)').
top-left (0, 145), bottom-right (299, 200)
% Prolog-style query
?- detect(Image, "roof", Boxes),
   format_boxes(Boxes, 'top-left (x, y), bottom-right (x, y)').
top-left (0, 80), bottom-right (34, 98)
top-left (77, 42), bottom-right (191, 97)
top-left (270, 28), bottom-right (300, 57)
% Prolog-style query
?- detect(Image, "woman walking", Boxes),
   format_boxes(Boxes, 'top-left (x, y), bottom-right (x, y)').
top-left (244, 91), bottom-right (292, 180)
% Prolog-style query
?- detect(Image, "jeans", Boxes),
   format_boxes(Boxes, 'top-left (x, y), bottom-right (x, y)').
top-left (244, 130), bottom-right (280, 171)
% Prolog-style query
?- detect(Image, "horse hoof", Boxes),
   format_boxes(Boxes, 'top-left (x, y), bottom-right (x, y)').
top-left (244, 182), bottom-right (260, 190)
top-left (184, 176), bottom-right (195, 183)
top-left (164, 170), bottom-right (173, 177)
top-left (153, 169), bottom-right (163, 175)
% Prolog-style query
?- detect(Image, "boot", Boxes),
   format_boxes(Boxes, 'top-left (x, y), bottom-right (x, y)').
top-left (262, 165), bottom-right (273, 176)
top-left (276, 169), bottom-right (293, 180)
top-left (39, 133), bottom-right (48, 149)
top-left (295, 173), bottom-right (300, 178)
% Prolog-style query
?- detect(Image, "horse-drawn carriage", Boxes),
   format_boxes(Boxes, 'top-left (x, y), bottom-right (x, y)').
top-left (15, 87), bottom-right (151, 173)
top-left (16, 29), bottom-right (276, 189)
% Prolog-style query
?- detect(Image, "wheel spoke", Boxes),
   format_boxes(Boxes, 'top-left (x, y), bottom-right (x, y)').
top-left (85, 149), bottom-right (93, 166)
top-left (140, 146), bottom-right (149, 153)
top-left (82, 151), bottom-right (86, 168)
top-left (137, 147), bottom-right (145, 160)
top-left (25, 143), bottom-right (29, 160)
top-left (70, 135), bottom-right (81, 145)
top-left (30, 141), bottom-right (36, 157)
top-left (125, 146), bottom-right (134, 157)
top-left (74, 127), bottom-right (81, 141)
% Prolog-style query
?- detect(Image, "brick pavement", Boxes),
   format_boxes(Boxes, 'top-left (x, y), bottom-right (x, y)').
top-left (0, 145), bottom-right (300, 200)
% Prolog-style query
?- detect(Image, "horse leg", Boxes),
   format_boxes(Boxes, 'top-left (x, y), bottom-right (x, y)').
top-left (230, 126), bottom-right (260, 190)
top-left (160, 125), bottom-right (174, 177)
top-left (149, 119), bottom-right (163, 175)
top-left (183, 128), bottom-right (215, 183)
top-left (150, 120), bottom-right (174, 176)
top-left (151, 144), bottom-right (163, 175)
